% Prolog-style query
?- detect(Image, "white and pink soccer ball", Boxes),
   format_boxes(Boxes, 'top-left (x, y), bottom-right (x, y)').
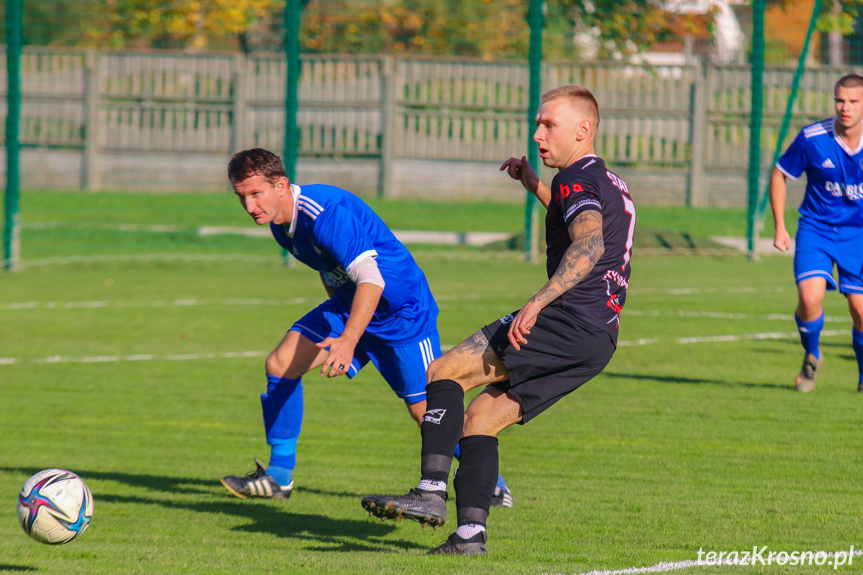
top-left (17, 469), bottom-right (93, 544)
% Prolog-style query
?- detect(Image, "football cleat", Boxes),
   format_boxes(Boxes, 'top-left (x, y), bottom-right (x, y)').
top-left (361, 488), bottom-right (447, 528)
top-left (795, 354), bottom-right (821, 393)
top-left (490, 485), bottom-right (514, 508)
top-left (858, 382), bottom-right (863, 393)
top-left (427, 531), bottom-right (488, 556)
top-left (221, 458), bottom-right (293, 499)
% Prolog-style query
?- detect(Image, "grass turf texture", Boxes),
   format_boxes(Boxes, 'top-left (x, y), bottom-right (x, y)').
top-left (3, 193), bottom-right (859, 574)
top-left (10, 190), bottom-right (794, 262)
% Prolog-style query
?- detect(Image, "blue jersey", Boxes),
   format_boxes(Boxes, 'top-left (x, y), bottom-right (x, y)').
top-left (776, 118), bottom-right (863, 226)
top-left (270, 184), bottom-right (438, 345)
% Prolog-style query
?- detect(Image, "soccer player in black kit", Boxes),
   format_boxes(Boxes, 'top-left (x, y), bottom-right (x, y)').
top-left (361, 85), bottom-right (636, 555)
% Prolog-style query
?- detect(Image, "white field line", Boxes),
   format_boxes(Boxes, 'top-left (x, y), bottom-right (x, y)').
top-left (618, 329), bottom-right (846, 347)
top-left (1, 296), bottom-right (853, 363)
top-left (0, 297), bottom-right (311, 311)
top-left (26, 222), bottom-right (513, 247)
top-left (4, 297), bottom-right (853, 329)
top-left (0, 351), bottom-right (268, 366)
top-left (625, 309), bottom-right (851, 323)
top-left (630, 285), bottom-right (789, 296)
top-left (14, 253), bottom-right (277, 269)
top-left (0, 293), bottom-right (492, 311)
top-left (570, 548), bottom-right (863, 575)
top-left (11, 250), bottom-right (525, 269)
top-left (0, 330), bottom-right (850, 367)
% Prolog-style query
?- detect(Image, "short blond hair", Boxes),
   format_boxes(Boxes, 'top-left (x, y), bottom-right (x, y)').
top-left (541, 85), bottom-right (600, 128)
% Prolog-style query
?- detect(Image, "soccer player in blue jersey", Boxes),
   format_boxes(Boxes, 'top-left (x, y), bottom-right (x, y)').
top-left (220, 148), bottom-right (512, 505)
top-left (362, 85), bottom-right (635, 555)
top-left (769, 74), bottom-right (863, 393)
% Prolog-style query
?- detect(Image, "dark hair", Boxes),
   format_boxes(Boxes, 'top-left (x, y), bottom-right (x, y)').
top-left (227, 148), bottom-right (287, 184)
top-left (835, 74), bottom-right (863, 94)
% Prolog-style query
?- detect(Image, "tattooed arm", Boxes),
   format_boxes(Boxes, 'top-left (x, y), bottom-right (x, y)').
top-left (507, 210), bottom-right (605, 350)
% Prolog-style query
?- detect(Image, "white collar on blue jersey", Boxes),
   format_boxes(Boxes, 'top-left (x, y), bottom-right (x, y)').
top-left (286, 184), bottom-right (301, 236)
top-left (833, 118), bottom-right (863, 156)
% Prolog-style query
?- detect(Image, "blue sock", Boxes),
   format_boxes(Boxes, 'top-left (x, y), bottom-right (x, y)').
top-left (853, 329), bottom-right (863, 385)
top-left (262, 375), bottom-right (303, 486)
top-left (496, 473), bottom-right (507, 490)
top-left (795, 312), bottom-right (823, 360)
top-left (267, 438), bottom-right (297, 485)
top-left (454, 439), bottom-right (507, 489)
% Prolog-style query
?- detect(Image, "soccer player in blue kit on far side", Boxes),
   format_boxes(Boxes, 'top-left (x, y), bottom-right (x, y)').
top-left (769, 74), bottom-right (863, 393)
top-left (221, 148), bottom-right (512, 506)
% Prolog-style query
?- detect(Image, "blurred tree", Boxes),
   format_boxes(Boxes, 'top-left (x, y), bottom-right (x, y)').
top-left (559, 0), bottom-right (689, 60)
top-left (767, 0), bottom-right (863, 65)
top-left (816, 0), bottom-right (863, 65)
top-left (300, 0), bottom-right (528, 59)
top-left (0, 0), bottom-right (107, 46)
top-left (83, 0), bottom-right (276, 50)
top-left (6, 0), bottom-right (705, 61)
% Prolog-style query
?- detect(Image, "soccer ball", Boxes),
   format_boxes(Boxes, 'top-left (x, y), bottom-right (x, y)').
top-left (17, 469), bottom-right (93, 545)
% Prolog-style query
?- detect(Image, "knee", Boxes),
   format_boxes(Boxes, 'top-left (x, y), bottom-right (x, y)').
top-left (426, 356), bottom-right (455, 383)
top-left (265, 352), bottom-right (283, 377)
top-left (462, 409), bottom-right (488, 437)
top-left (797, 294), bottom-right (823, 318)
top-left (266, 351), bottom-right (304, 379)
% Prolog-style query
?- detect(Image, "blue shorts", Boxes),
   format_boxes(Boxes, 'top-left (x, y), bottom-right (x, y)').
top-left (794, 219), bottom-right (863, 294)
top-left (289, 298), bottom-right (441, 404)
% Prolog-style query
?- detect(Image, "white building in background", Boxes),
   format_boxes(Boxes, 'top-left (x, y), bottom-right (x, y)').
top-left (641, 0), bottom-right (747, 66)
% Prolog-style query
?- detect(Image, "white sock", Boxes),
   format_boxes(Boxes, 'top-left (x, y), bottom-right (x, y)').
top-left (417, 479), bottom-right (447, 493)
top-left (456, 523), bottom-right (486, 539)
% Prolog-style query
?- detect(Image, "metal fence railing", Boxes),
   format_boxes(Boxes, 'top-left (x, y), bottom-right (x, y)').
top-left (1, 48), bottom-right (855, 201)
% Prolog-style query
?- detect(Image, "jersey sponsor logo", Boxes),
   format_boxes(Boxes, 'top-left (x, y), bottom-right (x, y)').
top-left (422, 408), bottom-right (447, 424)
top-left (606, 171), bottom-right (629, 194)
top-left (606, 293), bottom-right (622, 314)
top-left (554, 183), bottom-right (584, 206)
top-left (602, 268), bottom-right (629, 290)
top-left (821, 158), bottom-right (836, 168)
top-left (825, 180), bottom-right (863, 200)
top-left (321, 267), bottom-right (350, 287)
top-left (499, 313), bottom-right (514, 325)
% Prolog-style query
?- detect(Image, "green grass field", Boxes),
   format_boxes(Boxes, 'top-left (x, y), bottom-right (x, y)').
top-left (2, 192), bottom-right (860, 574)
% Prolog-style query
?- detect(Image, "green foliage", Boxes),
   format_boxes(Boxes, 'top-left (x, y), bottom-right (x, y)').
top-left (558, 0), bottom-right (685, 59)
top-left (816, 0), bottom-right (863, 35)
top-left (300, 0), bottom-right (530, 59)
top-left (5, 0), bottom-right (701, 61)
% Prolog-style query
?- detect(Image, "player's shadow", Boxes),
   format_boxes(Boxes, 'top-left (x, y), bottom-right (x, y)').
top-left (1, 467), bottom-right (413, 553)
top-left (604, 371), bottom-right (789, 390)
top-left (0, 565), bottom-right (37, 572)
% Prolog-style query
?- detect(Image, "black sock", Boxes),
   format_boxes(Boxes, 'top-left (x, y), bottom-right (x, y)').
top-left (453, 435), bottom-right (499, 527)
top-left (420, 379), bottom-right (464, 483)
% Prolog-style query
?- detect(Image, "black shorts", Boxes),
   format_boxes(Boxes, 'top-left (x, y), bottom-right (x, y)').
top-left (482, 302), bottom-right (616, 424)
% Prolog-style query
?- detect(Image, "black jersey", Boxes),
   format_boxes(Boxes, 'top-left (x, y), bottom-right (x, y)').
top-left (545, 155), bottom-right (635, 341)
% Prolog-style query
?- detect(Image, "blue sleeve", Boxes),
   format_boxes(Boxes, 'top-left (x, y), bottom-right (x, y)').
top-left (312, 205), bottom-right (378, 273)
top-left (776, 130), bottom-right (808, 180)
